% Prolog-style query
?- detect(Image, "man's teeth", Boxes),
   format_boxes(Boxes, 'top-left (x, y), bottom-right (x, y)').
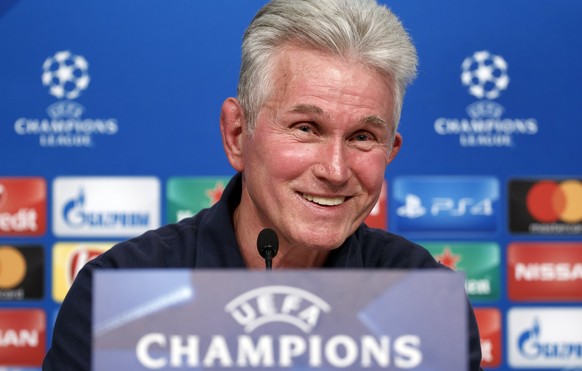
top-left (302, 193), bottom-right (345, 206)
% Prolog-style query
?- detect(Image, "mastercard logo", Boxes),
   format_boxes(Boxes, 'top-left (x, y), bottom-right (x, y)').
top-left (526, 180), bottom-right (582, 223)
top-left (0, 245), bottom-right (27, 289)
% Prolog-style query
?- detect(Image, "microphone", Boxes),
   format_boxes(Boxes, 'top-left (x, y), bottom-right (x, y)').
top-left (257, 228), bottom-right (279, 270)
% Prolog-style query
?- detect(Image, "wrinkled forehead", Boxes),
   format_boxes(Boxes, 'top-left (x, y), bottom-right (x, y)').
top-left (264, 45), bottom-right (396, 124)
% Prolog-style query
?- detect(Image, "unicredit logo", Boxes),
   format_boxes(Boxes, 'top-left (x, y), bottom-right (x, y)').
top-left (526, 180), bottom-right (582, 223)
top-left (0, 178), bottom-right (46, 237)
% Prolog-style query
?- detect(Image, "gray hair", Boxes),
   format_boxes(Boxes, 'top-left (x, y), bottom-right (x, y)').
top-left (238, 0), bottom-right (418, 133)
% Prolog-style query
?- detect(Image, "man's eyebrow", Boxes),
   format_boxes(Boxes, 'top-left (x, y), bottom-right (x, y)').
top-left (362, 115), bottom-right (387, 128)
top-left (289, 104), bottom-right (388, 128)
top-left (289, 104), bottom-right (326, 116)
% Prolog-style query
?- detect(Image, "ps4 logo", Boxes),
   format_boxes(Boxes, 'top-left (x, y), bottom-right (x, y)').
top-left (397, 195), bottom-right (493, 219)
top-left (393, 177), bottom-right (499, 234)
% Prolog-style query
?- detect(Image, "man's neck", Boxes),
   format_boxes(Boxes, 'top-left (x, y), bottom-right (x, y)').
top-left (233, 204), bottom-right (329, 270)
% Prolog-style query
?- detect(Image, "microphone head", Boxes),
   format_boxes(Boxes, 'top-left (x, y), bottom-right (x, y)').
top-left (257, 228), bottom-right (279, 259)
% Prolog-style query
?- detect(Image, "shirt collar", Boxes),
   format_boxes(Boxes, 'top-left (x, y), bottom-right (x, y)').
top-left (196, 173), bottom-right (364, 268)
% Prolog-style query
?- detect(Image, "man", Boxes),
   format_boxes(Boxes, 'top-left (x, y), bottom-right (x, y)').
top-left (44, 0), bottom-right (483, 369)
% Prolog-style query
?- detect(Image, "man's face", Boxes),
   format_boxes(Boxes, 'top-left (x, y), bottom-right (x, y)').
top-left (237, 45), bottom-right (401, 251)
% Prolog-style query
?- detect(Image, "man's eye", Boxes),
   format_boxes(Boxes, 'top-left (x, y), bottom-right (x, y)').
top-left (352, 133), bottom-right (373, 141)
top-left (294, 124), bottom-right (316, 134)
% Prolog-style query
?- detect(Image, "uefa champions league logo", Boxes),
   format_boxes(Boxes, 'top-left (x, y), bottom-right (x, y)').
top-left (461, 50), bottom-right (509, 100)
top-left (433, 49), bottom-right (538, 147)
top-left (13, 50), bottom-right (118, 147)
top-left (41, 50), bottom-right (90, 100)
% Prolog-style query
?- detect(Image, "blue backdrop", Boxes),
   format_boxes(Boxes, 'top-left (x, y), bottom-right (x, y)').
top-left (1, 1), bottom-right (581, 370)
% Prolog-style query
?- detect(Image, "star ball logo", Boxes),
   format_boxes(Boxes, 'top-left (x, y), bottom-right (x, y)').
top-left (461, 51), bottom-right (509, 100)
top-left (509, 179), bottom-right (582, 234)
top-left (13, 50), bottom-right (119, 148)
top-left (434, 50), bottom-right (538, 147)
top-left (41, 50), bottom-right (90, 100)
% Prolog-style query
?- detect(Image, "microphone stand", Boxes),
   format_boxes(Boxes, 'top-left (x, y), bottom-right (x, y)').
top-left (257, 228), bottom-right (279, 271)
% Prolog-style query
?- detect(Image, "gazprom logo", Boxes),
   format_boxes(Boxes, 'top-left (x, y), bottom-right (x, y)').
top-left (518, 318), bottom-right (582, 360)
top-left (509, 308), bottom-right (582, 368)
top-left (225, 286), bottom-right (331, 333)
top-left (62, 188), bottom-right (149, 229)
top-left (53, 177), bottom-right (160, 237)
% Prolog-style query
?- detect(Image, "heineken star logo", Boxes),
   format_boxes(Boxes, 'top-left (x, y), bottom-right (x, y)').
top-left (206, 182), bottom-right (225, 204)
top-left (435, 246), bottom-right (462, 270)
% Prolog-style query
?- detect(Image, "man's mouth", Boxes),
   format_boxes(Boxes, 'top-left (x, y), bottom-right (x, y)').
top-left (302, 193), bottom-right (346, 206)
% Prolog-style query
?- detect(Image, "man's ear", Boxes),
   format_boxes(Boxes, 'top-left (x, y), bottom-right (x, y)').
top-left (220, 97), bottom-right (245, 172)
top-left (387, 132), bottom-right (402, 165)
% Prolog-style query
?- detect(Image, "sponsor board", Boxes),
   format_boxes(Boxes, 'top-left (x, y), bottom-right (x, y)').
top-left (474, 308), bottom-right (501, 368)
top-left (393, 176), bottom-right (499, 235)
top-left (52, 177), bottom-right (160, 237)
top-left (0, 178), bottom-right (46, 237)
top-left (422, 242), bottom-right (500, 301)
top-left (93, 270), bottom-right (467, 370)
top-left (0, 309), bottom-right (46, 366)
top-left (166, 177), bottom-right (232, 223)
top-left (508, 242), bottom-right (582, 301)
top-left (52, 242), bottom-right (116, 302)
top-left (508, 307), bottom-right (582, 368)
top-left (509, 179), bottom-right (582, 234)
top-left (0, 245), bottom-right (44, 301)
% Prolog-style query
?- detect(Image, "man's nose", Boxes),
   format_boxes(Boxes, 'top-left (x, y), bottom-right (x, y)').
top-left (312, 139), bottom-right (351, 185)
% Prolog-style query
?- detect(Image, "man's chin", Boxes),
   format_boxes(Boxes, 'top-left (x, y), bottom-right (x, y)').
top-left (295, 233), bottom-right (348, 252)
top-left (282, 222), bottom-right (357, 250)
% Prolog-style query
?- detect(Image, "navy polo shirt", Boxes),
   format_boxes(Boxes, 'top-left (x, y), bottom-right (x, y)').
top-left (44, 173), bottom-right (483, 370)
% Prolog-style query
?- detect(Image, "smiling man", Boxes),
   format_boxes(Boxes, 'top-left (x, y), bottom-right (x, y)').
top-left (222, 44), bottom-right (401, 267)
top-left (44, 0), bottom-right (483, 370)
